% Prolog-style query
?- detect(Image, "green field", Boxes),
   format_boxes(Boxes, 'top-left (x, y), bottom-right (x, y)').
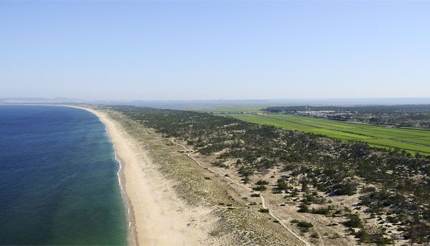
top-left (229, 113), bottom-right (430, 155)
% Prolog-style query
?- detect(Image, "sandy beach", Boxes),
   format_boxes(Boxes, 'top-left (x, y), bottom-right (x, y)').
top-left (75, 106), bottom-right (216, 246)
top-left (68, 105), bottom-right (311, 246)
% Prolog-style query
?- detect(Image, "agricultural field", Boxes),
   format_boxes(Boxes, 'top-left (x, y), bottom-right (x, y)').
top-left (229, 113), bottom-right (430, 155)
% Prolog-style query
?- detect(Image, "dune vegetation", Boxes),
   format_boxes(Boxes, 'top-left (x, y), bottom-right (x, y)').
top-left (111, 106), bottom-right (430, 245)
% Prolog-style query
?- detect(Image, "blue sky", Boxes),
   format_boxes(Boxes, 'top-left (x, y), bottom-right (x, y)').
top-left (1, 0), bottom-right (429, 100)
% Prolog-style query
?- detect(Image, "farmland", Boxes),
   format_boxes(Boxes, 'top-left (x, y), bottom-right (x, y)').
top-left (229, 113), bottom-right (430, 155)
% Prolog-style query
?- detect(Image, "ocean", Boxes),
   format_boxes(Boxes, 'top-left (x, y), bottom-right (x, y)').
top-left (0, 105), bottom-right (127, 245)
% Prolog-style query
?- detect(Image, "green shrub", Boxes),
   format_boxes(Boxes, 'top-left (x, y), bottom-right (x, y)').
top-left (253, 185), bottom-right (267, 191)
top-left (297, 203), bottom-right (309, 213)
top-left (291, 220), bottom-right (313, 233)
top-left (256, 180), bottom-right (269, 185)
top-left (343, 213), bottom-right (362, 228)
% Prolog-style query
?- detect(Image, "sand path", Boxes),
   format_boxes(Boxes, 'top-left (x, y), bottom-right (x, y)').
top-left (172, 140), bottom-right (311, 246)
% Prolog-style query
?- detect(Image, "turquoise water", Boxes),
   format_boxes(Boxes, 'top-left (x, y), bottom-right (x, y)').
top-left (0, 105), bottom-right (127, 245)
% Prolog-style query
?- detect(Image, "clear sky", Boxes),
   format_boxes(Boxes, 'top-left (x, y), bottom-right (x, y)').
top-left (1, 0), bottom-right (429, 101)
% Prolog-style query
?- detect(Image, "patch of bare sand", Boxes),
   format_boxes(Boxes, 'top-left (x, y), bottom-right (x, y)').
top-left (77, 107), bottom-right (217, 246)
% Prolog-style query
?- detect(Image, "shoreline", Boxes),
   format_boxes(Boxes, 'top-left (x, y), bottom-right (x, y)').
top-left (70, 105), bottom-right (215, 246)
top-left (9, 104), bottom-right (217, 245)
top-left (6, 104), bottom-right (313, 245)
top-left (112, 143), bottom-right (137, 246)
top-left (0, 104), bottom-right (137, 245)
top-left (67, 105), bottom-right (138, 246)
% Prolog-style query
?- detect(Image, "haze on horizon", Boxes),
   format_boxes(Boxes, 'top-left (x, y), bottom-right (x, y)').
top-left (1, 0), bottom-right (429, 101)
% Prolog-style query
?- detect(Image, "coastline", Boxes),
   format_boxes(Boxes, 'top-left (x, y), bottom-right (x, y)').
top-left (7, 104), bottom-right (313, 245)
top-left (68, 106), bottom-right (138, 246)
top-left (71, 105), bottom-right (215, 246)
top-left (0, 105), bottom-right (130, 245)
